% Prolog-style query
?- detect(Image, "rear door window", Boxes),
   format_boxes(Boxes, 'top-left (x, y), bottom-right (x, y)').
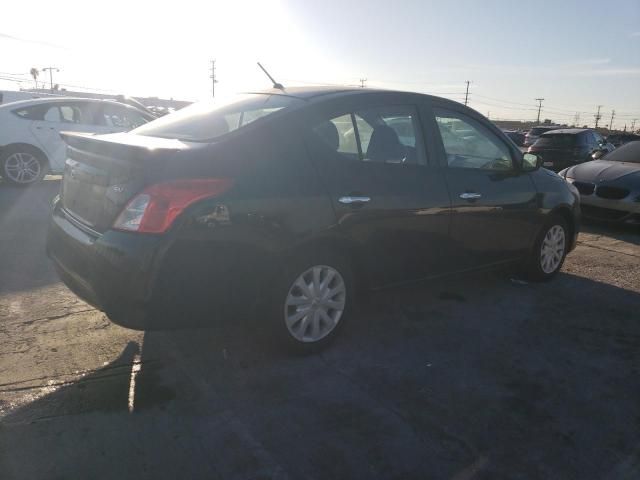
top-left (43, 106), bottom-right (61, 122)
top-left (312, 114), bottom-right (360, 160)
top-left (59, 105), bottom-right (83, 124)
top-left (312, 105), bottom-right (427, 166)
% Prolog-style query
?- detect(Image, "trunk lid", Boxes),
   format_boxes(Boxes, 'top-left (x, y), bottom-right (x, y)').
top-left (59, 132), bottom-right (193, 233)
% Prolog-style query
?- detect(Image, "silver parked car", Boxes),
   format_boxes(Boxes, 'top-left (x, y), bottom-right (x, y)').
top-left (559, 141), bottom-right (640, 224)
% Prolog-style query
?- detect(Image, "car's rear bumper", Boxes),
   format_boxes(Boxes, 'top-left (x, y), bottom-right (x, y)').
top-left (46, 201), bottom-right (166, 327)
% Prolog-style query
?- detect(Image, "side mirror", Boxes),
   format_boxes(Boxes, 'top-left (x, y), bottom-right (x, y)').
top-left (522, 152), bottom-right (542, 171)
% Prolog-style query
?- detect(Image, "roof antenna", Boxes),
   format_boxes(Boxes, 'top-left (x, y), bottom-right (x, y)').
top-left (257, 62), bottom-right (284, 90)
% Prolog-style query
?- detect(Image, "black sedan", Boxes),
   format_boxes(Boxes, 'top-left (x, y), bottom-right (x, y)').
top-left (528, 128), bottom-right (613, 172)
top-left (502, 130), bottom-right (525, 147)
top-left (559, 140), bottom-right (640, 224)
top-left (47, 87), bottom-right (580, 352)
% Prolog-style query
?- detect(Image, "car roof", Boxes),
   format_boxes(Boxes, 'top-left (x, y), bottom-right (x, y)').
top-left (0, 97), bottom-right (143, 110)
top-left (542, 128), bottom-right (590, 135)
top-left (242, 85), bottom-right (463, 108)
top-left (244, 86), bottom-right (385, 100)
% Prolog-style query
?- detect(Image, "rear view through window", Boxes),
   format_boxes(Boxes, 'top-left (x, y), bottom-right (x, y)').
top-left (535, 134), bottom-right (578, 148)
top-left (133, 93), bottom-right (303, 141)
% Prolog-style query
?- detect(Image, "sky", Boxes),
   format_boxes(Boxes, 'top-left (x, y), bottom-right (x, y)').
top-left (1, 0), bottom-right (639, 126)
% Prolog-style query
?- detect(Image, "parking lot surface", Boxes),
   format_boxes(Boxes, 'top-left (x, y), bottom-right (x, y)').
top-left (1, 180), bottom-right (639, 479)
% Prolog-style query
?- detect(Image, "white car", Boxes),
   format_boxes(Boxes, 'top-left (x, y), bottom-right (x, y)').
top-left (0, 98), bottom-right (154, 185)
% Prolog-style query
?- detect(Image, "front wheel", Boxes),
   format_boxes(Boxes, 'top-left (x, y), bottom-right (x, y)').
top-left (266, 253), bottom-right (353, 353)
top-left (522, 215), bottom-right (569, 281)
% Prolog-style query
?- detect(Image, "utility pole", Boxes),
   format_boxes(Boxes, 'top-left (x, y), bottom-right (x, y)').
top-left (359, 78), bottom-right (367, 88)
top-left (41, 66), bottom-right (59, 91)
top-left (535, 98), bottom-right (544, 124)
top-left (464, 80), bottom-right (471, 106)
top-left (573, 112), bottom-right (580, 127)
top-left (631, 119), bottom-right (637, 132)
top-left (210, 60), bottom-right (218, 98)
top-left (608, 109), bottom-right (616, 131)
top-left (594, 105), bottom-right (603, 128)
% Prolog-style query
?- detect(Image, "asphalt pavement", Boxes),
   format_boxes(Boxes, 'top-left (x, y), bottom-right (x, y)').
top-left (1, 179), bottom-right (639, 479)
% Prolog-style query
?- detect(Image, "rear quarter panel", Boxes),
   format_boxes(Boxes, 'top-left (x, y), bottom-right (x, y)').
top-left (154, 116), bottom-right (339, 310)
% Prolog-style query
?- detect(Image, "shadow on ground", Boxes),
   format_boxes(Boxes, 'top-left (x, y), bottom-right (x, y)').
top-left (2, 269), bottom-right (639, 479)
top-left (0, 180), bottom-right (61, 295)
top-left (582, 219), bottom-right (640, 246)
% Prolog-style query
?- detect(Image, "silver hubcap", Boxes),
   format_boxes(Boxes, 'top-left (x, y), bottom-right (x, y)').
top-left (4, 152), bottom-right (41, 183)
top-left (284, 265), bottom-right (346, 343)
top-left (540, 225), bottom-right (566, 274)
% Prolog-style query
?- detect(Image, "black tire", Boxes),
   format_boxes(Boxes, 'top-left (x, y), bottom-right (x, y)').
top-left (522, 215), bottom-right (569, 282)
top-left (0, 145), bottom-right (48, 186)
top-left (264, 250), bottom-right (354, 354)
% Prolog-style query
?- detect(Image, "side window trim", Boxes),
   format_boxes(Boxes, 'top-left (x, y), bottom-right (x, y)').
top-left (349, 112), bottom-right (364, 160)
top-left (306, 96), bottom-right (431, 167)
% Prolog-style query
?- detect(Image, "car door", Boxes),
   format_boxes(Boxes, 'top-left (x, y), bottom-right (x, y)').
top-left (29, 104), bottom-right (69, 171)
top-left (29, 102), bottom-right (103, 172)
top-left (303, 94), bottom-right (451, 287)
top-left (428, 104), bottom-right (539, 270)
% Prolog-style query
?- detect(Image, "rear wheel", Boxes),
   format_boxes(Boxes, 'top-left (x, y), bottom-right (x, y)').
top-left (267, 252), bottom-right (353, 353)
top-left (1, 147), bottom-right (48, 186)
top-left (523, 215), bottom-right (569, 281)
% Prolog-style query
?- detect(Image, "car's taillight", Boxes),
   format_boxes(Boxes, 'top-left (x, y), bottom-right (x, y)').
top-left (113, 178), bottom-right (233, 233)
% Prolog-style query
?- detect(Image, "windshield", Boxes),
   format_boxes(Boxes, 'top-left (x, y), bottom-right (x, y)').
top-left (534, 134), bottom-right (577, 148)
top-left (132, 94), bottom-right (303, 141)
top-left (602, 140), bottom-right (640, 163)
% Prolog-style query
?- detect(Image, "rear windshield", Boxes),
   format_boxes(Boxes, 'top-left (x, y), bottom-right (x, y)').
top-left (534, 134), bottom-right (577, 148)
top-left (530, 127), bottom-right (556, 136)
top-left (601, 140), bottom-right (640, 163)
top-left (132, 94), bottom-right (303, 141)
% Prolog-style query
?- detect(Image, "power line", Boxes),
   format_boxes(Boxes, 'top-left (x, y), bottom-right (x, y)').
top-left (469, 98), bottom-right (537, 112)
top-left (470, 92), bottom-right (639, 117)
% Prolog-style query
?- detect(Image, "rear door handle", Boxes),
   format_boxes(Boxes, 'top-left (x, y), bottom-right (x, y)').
top-left (339, 196), bottom-right (371, 205)
top-left (459, 192), bottom-right (482, 200)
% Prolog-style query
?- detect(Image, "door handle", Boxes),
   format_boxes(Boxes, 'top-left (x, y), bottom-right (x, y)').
top-left (459, 192), bottom-right (482, 200)
top-left (338, 196), bottom-right (371, 205)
